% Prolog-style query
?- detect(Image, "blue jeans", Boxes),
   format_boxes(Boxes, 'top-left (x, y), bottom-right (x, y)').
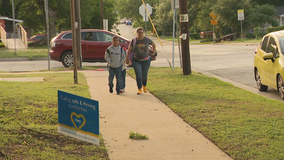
top-left (121, 69), bottom-right (126, 89)
top-left (108, 65), bottom-right (122, 92)
top-left (132, 58), bottom-right (151, 89)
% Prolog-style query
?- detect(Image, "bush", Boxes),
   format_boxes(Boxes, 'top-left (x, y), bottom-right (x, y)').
top-left (246, 32), bottom-right (255, 39)
top-left (266, 26), bottom-right (284, 34)
top-left (189, 33), bottom-right (200, 40)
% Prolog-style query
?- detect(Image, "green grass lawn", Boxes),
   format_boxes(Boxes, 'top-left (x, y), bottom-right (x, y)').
top-left (0, 72), bottom-right (109, 159)
top-left (0, 42), bottom-right (48, 59)
top-left (128, 67), bottom-right (284, 160)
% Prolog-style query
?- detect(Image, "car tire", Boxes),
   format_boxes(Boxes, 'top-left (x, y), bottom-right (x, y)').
top-left (277, 75), bottom-right (284, 100)
top-left (62, 51), bottom-right (74, 67)
top-left (255, 69), bottom-right (268, 91)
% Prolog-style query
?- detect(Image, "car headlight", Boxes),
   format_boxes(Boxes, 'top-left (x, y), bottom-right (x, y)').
top-left (51, 42), bottom-right (60, 48)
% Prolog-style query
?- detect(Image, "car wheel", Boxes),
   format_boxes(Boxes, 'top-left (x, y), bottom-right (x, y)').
top-left (255, 69), bottom-right (268, 91)
top-left (62, 51), bottom-right (73, 67)
top-left (277, 75), bottom-right (284, 100)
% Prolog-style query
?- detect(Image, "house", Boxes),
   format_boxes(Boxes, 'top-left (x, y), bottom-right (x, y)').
top-left (0, 16), bottom-right (28, 49)
top-left (274, 6), bottom-right (284, 26)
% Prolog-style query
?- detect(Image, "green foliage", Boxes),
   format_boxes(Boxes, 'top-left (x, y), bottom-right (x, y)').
top-left (189, 33), bottom-right (200, 40)
top-left (254, 27), bottom-right (260, 40)
top-left (129, 132), bottom-right (148, 140)
top-left (153, 0), bottom-right (173, 36)
top-left (253, 4), bottom-right (278, 28)
top-left (212, 0), bottom-right (254, 35)
top-left (250, 0), bottom-right (283, 6)
top-left (266, 26), bottom-right (284, 34)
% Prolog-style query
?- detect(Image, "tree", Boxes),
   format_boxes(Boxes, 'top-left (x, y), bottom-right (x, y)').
top-left (0, 0), bottom-right (117, 46)
top-left (253, 4), bottom-right (278, 28)
top-left (250, 0), bottom-right (283, 6)
top-left (193, 0), bottom-right (217, 32)
top-left (211, 0), bottom-right (254, 37)
top-left (153, 0), bottom-right (173, 36)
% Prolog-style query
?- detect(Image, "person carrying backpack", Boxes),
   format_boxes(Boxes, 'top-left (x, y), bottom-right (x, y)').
top-left (105, 36), bottom-right (126, 95)
top-left (126, 27), bottom-right (156, 95)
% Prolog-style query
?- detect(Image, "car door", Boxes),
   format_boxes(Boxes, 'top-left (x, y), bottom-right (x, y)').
top-left (92, 31), bottom-right (114, 60)
top-left (256, 36), bottom-right (270, 85)
top-left (81, 32), bottom-right (90, 61)
top-left (81, 31), bottom-right (98, 60)
top-left (265, 37), bottom-right (280, 88)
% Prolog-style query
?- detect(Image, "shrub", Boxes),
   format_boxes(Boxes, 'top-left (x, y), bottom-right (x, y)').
top-left (189, 33), bottom-right (200, 40)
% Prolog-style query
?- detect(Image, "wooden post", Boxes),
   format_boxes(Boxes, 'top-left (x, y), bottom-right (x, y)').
top-left (100, 0), bottom-right (103, 29)
top-left (71, 0), bottom-right (78, 84)
top-left (179, 0), bottom-right (191, 75)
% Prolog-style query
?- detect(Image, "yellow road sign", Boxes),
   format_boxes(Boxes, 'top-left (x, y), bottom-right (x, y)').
top-left (209, 12), bottom-right (217, 19)
top-left (211, 19), bottom-right (217, 25)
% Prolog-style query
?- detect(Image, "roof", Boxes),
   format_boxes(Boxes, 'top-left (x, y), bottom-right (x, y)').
top-left (0, 16), bottom-right (23, 23)
top-left (269, 30), bottom-right (284, 38)
top-left (275, 7), bottom-right (284, 16)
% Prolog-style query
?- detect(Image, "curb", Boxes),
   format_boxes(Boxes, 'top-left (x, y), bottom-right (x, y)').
top-left (0, 57), bottom-right (48, 62)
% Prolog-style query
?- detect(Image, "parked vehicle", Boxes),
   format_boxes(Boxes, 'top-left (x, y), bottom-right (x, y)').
top-left (27, 34), bottom-right (45, 42)
top-left (50, 29), bottom-right (130, 67)
top-left (126, 21), bottom-right (132, 26)
top-left (254, 30), bottom-right (284, 99)
top-left (200, 31), bottom-right (213, 39)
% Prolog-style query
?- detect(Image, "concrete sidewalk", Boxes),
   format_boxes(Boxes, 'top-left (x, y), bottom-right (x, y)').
top-left (83, 70), bottom-right (232, 160)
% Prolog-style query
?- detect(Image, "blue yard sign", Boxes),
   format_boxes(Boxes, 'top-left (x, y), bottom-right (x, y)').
top-left (57, 90), bottom-right (99, 145)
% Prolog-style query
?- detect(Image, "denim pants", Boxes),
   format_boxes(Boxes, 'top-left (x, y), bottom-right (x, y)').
top-left (121, 69), bottom-right (126, 89)
top-left (108, 65), bottom-right (122, 92)
top-left (132, 58), bottom-right (151, 89)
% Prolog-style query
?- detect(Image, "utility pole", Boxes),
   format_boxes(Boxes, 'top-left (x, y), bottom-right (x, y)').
top-left (12, 0), bottom-right (16, 55)
top-left (45, 0), bottom-right (50, 70)
top-left (70, 0), bottom-right (82, 84)
top-left (75, 0), bottom-right (82, 68)
top-left (179, 0), bottom-right (191, 75)
top-left (100, 0), bottom-right (103, 29)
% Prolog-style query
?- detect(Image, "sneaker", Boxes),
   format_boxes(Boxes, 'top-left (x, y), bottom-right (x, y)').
top-left (116, 90), bottom-right (121, 95)
top-left (142, 86), bottom-right (147, 93)
top-left (120, 89), bottom-right (123, 93)
top-left (121, 88), bottom-right (125, 93)
top-left (109, 87), bottom-right (113, 93)
top-left (137, 88), bottom-right (142, 95)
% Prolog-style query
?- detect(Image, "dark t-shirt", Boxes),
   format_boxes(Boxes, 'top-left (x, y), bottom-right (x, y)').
top-left (130, 37), bottom-right (153, 60)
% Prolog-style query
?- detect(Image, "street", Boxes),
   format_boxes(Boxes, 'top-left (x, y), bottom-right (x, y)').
top-left (0, 24), bottom-right (282, 101)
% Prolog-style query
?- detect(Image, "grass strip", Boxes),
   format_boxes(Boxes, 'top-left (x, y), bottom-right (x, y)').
top-left (128, 67), bottom-right (284, 160)
top-left (0, 72), bottom-right (109, 159)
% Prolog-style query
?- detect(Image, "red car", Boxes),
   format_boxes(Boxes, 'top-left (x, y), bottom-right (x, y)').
top-left (27, 34), bottom-right (45, 41)
top-left (49, 29), bottom-right (130, 67)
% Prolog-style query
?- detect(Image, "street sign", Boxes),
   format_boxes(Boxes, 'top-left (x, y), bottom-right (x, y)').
top-left (139, 3), bottom-right (152, 22)
top-left (57, 90), bottom-right (100, 145)
top-left (238, 9), bottom-right (244, 21)
top-left (171, 0), bottom-right (179, 10)
top-left (209, 12), bottom-right (217, 19)
top-left (211, 19), bottom-right (217, 25)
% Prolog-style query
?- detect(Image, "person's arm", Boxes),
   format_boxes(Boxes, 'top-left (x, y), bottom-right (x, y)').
top-left (150, 42), bottom-right (156, 56)
top-left (104, 49), bottom-right (112, 65)
top-left (125, 46), bottom-right (132, 64)
top-left (120, 47), bottom-right (126, 65)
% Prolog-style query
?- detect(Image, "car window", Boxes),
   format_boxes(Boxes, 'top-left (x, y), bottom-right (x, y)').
top-left (35, 36), bottom-right (44, 40)
top-left (62, 33), bottom-right (72, 39)
top-left (261, 36), bottom-right (269, 52)
top-left (94, 32), bottom-right (113, 42)
top-left (81, 32), bottom-right (89, 40)
top-left (267, 37), bottom-right (279, 58)
top-left (280, 37), bottom-right (284, 54)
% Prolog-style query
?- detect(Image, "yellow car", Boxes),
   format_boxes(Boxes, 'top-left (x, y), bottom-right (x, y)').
top-left (254, 30), bottom-right (284, 99)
